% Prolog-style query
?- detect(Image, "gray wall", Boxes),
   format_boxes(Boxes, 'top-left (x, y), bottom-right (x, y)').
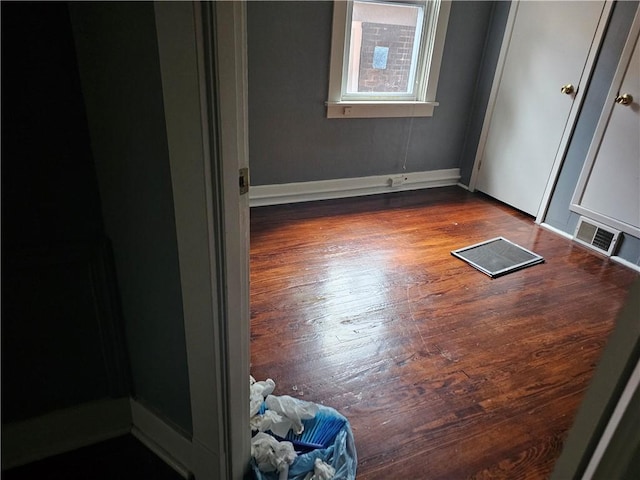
top-left (70, 2), bottom-right (193, 434)
top-left (458, 1), bottom-right (511, 185)
top-left (248, 1), bottom-right (500, 185)
top-left (545, 0), bottom-right (640, 266)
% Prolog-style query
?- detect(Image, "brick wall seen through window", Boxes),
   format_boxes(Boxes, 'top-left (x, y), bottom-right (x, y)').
top-left (358, 23), bottom-right (417, 92)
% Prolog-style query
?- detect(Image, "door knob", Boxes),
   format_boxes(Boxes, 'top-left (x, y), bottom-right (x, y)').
top-left (615, 93), bottom-right (633, 106)
top-left (560, 84), bottom-right (575, 95)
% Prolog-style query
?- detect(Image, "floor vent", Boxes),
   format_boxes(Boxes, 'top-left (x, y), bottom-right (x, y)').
top-left (574, 217), bottom-right (620, 256)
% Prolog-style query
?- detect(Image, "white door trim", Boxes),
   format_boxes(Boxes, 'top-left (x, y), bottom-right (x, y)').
top-left (469, 1), bottom-right (613, 223)
top-left (210, 1), bottom-right (252, 479)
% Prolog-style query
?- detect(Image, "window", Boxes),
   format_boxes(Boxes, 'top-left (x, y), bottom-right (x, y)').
top-left (327, 0), bottom-right (451, 118)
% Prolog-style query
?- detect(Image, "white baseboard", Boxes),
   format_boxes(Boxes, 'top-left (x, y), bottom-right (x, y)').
top-left (541, 222), bottom-right (640, 273)
top-left (249, 168), bottom-right (461, 207)
top-left (540, 222), bottom-right (574, 240)
top-left (611, 256), bottom-right (640, 273)
top-left (1, 397), bottom-right (131, 470)
top-left (129, 399), bottom-right (193, 478)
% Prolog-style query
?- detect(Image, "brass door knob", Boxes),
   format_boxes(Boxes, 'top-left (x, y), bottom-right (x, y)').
top-left (615, 93), bottom-right (633, 106)
top-left (561, 84), bottom-right (575, 95)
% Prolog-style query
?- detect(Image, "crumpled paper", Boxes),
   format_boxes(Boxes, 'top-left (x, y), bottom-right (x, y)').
top-left (265, 394), bottom-right (319, 437)
top-left (251, 432), bottom-right (297, 480)
top-left (250, 375), bottom-right (276, 417)
top-left (303, 458), bottom-right (336, 480)
top-left (250, 409), bottom-right (285, 433)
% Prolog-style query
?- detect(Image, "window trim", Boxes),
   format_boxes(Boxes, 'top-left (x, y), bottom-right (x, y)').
top-left (326, 0), bottom-right (451, 119)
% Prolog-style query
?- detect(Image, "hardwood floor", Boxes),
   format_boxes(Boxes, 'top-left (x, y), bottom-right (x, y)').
top-left (249, 187), bottom-right (638, 479)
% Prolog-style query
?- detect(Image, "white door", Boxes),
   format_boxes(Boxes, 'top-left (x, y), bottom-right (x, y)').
top-left (473, 1), bottom-right (608, 216)
top-left (156, 3), bottom-right (250, 479)
top-left (571, 8), bottom-right (640, 237)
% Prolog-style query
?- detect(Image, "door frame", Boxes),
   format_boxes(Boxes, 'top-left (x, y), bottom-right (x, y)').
top-left (162, 2), bottom-right (637, 478)
top-left (155, 1), bottom-right (250, 479)
top-left (468, 0), bottom-right (613, 223)
top-left (206, 2), bottom-right (252, 478)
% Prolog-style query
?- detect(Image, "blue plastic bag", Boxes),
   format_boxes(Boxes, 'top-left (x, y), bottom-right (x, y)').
top-left (251, 403), bottom-right (357, 480)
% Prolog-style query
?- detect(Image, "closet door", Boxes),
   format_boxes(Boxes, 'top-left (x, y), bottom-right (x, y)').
top-left (473, 1), bottom-right (608, 217)
top-left (571, 9), bottom-right (640, 237)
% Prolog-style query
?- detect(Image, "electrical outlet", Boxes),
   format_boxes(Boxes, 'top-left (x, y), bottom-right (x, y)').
top-left (390, 176), bottom-right (405, 187)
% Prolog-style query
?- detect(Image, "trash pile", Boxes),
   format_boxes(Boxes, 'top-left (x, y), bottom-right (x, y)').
top-left (250, 376), bottom-right (357, 480)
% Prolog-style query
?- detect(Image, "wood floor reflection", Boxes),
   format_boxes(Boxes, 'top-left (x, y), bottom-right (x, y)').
top-left (249, 187), bottom-right (637, 479)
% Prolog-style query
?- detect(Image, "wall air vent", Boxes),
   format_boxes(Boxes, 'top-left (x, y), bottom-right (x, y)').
top-left (574, 216), bottom-right (621, 256)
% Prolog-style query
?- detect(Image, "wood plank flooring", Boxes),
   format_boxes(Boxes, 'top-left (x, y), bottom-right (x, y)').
top-left (249, 187), bottom-right (638, 479)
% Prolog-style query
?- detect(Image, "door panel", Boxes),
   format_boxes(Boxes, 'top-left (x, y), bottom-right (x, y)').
top-left (571, 7), bottom-right (640, 238)
top-left (579, 35), bottom-right (640, 230)
top-left (475, 1), bottom-right (606, 216)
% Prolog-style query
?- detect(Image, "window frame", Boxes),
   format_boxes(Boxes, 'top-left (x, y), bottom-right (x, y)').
top-left (326, 0), bottom-right (451, 119)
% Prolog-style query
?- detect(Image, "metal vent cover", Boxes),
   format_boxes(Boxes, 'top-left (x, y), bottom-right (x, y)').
top-left (574, 217), bottom-right (620, 256)
top-left (451, 237), bottom-right (544, 278)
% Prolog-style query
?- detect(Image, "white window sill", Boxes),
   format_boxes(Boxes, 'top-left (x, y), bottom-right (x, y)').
top-left (326, 101), bottom-right (439, 119)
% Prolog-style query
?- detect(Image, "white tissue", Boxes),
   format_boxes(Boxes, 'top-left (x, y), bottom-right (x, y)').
top-left (303, 458), bottom-right (336, 480)
top-left (265, 394), bottom-right (319, 437)
top-left (251, 432), bottom-right (296, 476)
top-left (250, 376), bottom-right (276, 417)
top-left (250, 409), bottom-right (285, 433)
